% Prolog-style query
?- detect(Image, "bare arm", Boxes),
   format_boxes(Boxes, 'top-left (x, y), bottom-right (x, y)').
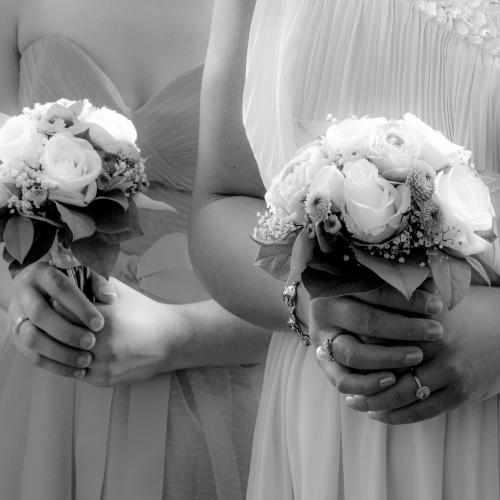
top-left (190, 0), bottom-right (291, 331)
top-left (0, 0), bottom-right (21, 311)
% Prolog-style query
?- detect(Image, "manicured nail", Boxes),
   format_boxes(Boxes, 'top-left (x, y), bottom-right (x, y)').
top-left (90, 316), bottom-right (104, 332)
top-left (379, 376), bottom-right (396, 388)
top-left (426, 323), bottom-right (443, 340)
top-left (404, 351), bottom-right (423, 365)
top-left (74, 369), bottom-right (86, 379)
top-left (77, 354), bottom-right (92, 368)
top-left (426, 297), bottom-right (442, 314)
top-left (80, 333), bottom-right (96, 350)
top-left (345, 395), bottom-right (357, 407)
top-left (99, 285), bottom-right (118, 300)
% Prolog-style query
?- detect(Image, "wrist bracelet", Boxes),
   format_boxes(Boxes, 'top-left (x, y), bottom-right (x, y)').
top-left (282, 281), bottom-right (311, 347)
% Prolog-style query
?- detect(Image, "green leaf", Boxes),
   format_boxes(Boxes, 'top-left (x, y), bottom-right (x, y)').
top-left (93, 190), bottom-right (129, 211)
top-left (253, 232), bottom-right (298, 282)
top-left (466, 255), bottom-right (491, 286)
top-left (296, 120), bottom-right (330, 148)
top-left (353, 247), bottom-right (430, 300)
top-left (91, 202), bottom-right (134, 234)
top-left (3, 221), bottom-right (57, 276)
top-left (287, 229), bottom-right (315, 285)
top-left (55, 203), bottom-right (96, 241)
top-left (428, 249), bottom-right (471, 309)
top-left (4, 216), bottom-right (34, 263)
top-left (71, 235), bottom-right (120, 279)
top-left (26, 214), bottom-right (63, 228)
top-left (302, 266), bottom-right (382, 300)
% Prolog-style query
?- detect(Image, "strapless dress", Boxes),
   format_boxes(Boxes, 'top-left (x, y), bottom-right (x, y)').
top-left (0, 36), bottom-right (263, 500)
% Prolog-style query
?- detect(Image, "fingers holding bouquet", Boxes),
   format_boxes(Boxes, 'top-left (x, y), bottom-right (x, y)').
top-left (252, 114), bottom-right (500, 420)
top-left (309, 285), bottom-right (443, 396)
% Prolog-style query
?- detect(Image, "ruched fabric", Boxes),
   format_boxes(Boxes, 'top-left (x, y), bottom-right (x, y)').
top-left (244, 1), bottom-right (500, 499)
top-left (0, 36), bottom-right (264, 500)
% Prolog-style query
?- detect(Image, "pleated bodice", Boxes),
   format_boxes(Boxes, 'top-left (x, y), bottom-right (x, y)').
top-left (244, 0), bottom-right (500, 188)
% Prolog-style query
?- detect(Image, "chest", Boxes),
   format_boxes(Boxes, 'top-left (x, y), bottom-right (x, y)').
top-left (18, 0), bottom-right (213, 110)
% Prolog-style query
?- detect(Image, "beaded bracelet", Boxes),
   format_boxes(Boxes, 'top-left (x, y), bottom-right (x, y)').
top-left (282, 281), bottom-right (311, 346)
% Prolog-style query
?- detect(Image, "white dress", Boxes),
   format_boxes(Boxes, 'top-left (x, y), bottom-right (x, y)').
top-left (244, 1), bottom-right (500, 499)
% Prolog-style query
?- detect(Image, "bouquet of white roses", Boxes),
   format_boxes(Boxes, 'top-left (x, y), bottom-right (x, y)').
top-left (0, 99), bottom-right (173, 292)
top-left (253, 114), bottom-right (500, 310)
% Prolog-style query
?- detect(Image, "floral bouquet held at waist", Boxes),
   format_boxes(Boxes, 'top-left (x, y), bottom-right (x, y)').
top-left (253, 114), bottom-right (500, 313)
top-left (0, 99), bottom-right (174, 296)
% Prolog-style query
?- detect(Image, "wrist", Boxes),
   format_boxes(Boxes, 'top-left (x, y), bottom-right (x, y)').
top-left (153, 302), bottom-right (195, 374)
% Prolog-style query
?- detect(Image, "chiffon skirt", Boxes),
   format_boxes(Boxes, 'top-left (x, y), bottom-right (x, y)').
top-left (0, 338), bottom-right (263, 500)
top-left (247, 332), bottom-right (500, 500)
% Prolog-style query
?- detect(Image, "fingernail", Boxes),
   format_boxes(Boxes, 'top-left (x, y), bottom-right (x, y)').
top-left (80, 333), bottom-right (96, 350)
top-left (404, 351), bottom-right (423, 365)
top-left (99, 286), bottom-right (117, 300)
top-left (379, 376), bottom-right (396, 388)
top-left (77, 354), bottom-right (92, 368)
top-left (90, 316), bottom-right (104, 332)
top-left (74, 369), bottom-right (86, 379)
top-left (426, 323), bottom-right (443, 340)
top-left (368, 411), bottom-right (379, 419)
top-left (345, 395), bottom-right (356, 407)
top-left (316, 346), bottom-right (329, 362)
top-left (426, 297), bottom-right (443, 314)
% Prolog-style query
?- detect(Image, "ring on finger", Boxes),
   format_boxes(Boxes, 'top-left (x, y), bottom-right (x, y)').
top-left (13, 315), bottom-right (30, 336)
top-left (316, 337), bottom-right (335, 363)
top-left (411, 369), bottom-right (431, 400)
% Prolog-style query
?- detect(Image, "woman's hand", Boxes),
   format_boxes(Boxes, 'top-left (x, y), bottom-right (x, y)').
top-left (7, 261), bottom-right (117, 378)
top-left (344, 285), bottom-right (500, 424)
top-left (310, 284), bottom-right (444, 396)
top-left (80, 279), bottom-right (186, 386)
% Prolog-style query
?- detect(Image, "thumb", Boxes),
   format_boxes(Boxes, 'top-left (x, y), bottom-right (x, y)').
top-left (91, 273), bottom-right (118, 304)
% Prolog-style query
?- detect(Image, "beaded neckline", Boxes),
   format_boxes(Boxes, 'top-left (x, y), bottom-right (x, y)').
top-left (412, 0), bottom-right (500, 55)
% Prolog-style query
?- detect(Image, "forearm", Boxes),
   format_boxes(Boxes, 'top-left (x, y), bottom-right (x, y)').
top-left (163, 299), bottom-right (271, 371)
top-left (190, 196), bottom-right (292, 331)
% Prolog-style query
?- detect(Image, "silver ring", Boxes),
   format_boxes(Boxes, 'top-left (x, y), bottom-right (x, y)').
top-left (13, 315), bottom-right (29, 336)
top-left (316, 338), bottom-right (335, 363)
top-left (412, 370), bottom-right (431, 400)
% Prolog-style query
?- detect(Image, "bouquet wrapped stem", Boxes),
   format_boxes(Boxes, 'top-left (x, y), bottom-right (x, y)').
top-left (50, 240), bottom-right (94, 301)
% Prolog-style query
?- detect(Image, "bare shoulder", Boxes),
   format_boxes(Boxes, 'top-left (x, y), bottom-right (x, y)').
top-left (0, 0), bottom-right (21, 113)
top-left (196, 0), bottom-right (263, 200)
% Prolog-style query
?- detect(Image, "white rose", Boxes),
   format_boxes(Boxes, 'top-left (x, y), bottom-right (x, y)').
top-left (0, 115), bottom-right (43, 164)
top-left (342, 159), bottom-right (411, 243)
top-left (404, 113), bottom-right (463, 168)
top-left (324, 117), bottom-right (387, 156)
top-left (84, 108), bottom-right (137, 144)
top-left (368, 120), bottom-right (421, 182)
top-left (41, 134), bottom-right (101, 205)
top-left (308, 165), bottom-right (345, 212)
top-left (265, 144), bottom-right (331, 224)
top-left (435, 164), bottom-right (494, 255)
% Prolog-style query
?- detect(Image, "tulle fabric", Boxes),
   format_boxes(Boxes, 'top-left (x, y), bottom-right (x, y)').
top-left (244, 1), bottom-right (500, 499)
top-left (0, 36), bottom-right (263, 500)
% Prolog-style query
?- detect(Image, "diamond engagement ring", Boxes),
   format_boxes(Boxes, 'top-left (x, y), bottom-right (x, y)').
top-left (316, 338), bottom-right (335, 363)
top-left (13, 315), bottom-right (29, 336)
top-left (411, 370), bottom-right (431, 400)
